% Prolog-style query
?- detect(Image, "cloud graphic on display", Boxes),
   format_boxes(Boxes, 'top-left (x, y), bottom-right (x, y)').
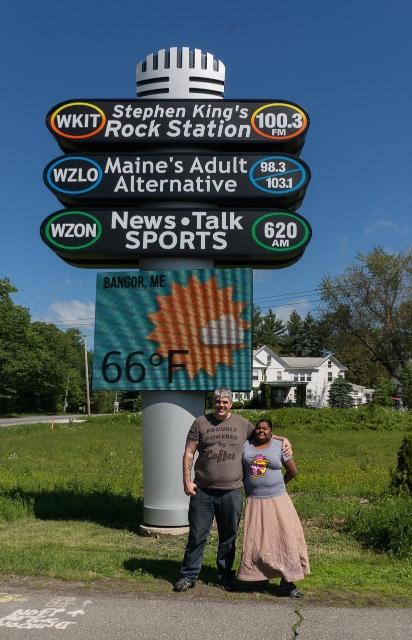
top-left (200, 314), bottom-right (245, 345)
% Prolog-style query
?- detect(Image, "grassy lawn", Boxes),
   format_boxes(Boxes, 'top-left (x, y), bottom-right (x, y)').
top-left (0, 409), bottom-right (411, 606)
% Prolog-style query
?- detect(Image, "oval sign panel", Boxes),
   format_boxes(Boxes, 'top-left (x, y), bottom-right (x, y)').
top-left (249, 155), bottom-right (309, 195)
top-left (44, 156), bottom-right (103, 195)
top-left (49, 101), bottom-right (107, 140)
top-left (250, 102), bottom-right (308, 141)
top-left (42, 210), bottom-right (103, 250)
top-left (251, 211), bottom-right (311, 253)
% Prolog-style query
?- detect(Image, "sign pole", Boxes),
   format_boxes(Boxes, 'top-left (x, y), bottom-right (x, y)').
top-left (137, 48), bottom-right (224, 528)
top-left (42, 47), bottom-right (313, 531)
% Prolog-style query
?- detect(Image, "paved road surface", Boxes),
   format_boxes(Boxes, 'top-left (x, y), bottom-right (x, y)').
top-left (0, 415), bottom-right (87, 427)
top-left (0, 586), bottom-right (410, 640)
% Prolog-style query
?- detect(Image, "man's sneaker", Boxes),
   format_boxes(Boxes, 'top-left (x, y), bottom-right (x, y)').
top-left (173, 577), bottom-right (196, 592)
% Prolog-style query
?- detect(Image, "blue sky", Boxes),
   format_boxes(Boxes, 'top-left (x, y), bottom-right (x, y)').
top-left (1, 0), bottom-right (411, 344)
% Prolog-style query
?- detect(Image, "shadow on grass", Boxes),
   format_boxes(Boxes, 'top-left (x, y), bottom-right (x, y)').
top-left (123, 557), bottom-right (285, 594)
top-left (3, 489), bottom-right (142, 532)
top-left (124, 557), bottom-right (224, 586)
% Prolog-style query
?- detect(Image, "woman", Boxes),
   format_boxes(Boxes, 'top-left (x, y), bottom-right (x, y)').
top-left (237, 417), bottom-right (309, 597)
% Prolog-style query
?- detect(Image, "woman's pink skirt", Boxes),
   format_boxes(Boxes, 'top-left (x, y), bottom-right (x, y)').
top-left (237, 493), bottom-right (310, 583)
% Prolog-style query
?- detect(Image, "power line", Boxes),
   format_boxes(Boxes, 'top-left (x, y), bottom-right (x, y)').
top-left (254, 287), bottom-right (321, 301)
top-left (1, 272), bottom-right (95, 326)
top-left (259, 298), bottom-right (322, 312)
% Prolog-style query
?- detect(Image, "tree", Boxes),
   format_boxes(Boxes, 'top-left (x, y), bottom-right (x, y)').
top-left (316, 313), bottom-right (387, 387)
top-left (390, 435), bottom-right (412, 495)
top-left (399, 365), bottom-right (412, 409)
top-left (0, 277), bottom-right (87, 414)
top-left (284, 310), bottom-right (304, 354)
top-left (372, 376), bottom-right (397, 407)
top-left (328, 376), bottom-right (354, 408)
top-left (284, 311), bottom-right (323, 356)
top-left (22, 322), bottom-right (85, 413)
top-left (252, 304), bottom-right (265, 348)
top-left (0, 279), bottom-right (32, 413)
top-left (320, 247), bottom-right (412, 387)
top-left (255, 309), bottom-right (286, 352)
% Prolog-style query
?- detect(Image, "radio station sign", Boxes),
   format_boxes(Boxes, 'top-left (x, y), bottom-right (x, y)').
top-left (40, 208), bottom-right (312, 268)
top-left (46, 99), bottom-right (309, 154)
top-left (93, 268), bottom-right (252, 391)
top-left (43, 153), bottom-right (310, 209)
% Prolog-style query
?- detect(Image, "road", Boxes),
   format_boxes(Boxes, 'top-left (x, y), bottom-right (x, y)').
top-left (0, 415), bottom-right (88, 427)
top-left (0, 585), bottom-right (410, 640)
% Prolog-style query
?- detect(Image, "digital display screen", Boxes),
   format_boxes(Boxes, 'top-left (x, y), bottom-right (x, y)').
top-left (93, 269), bottom-right (252, 391)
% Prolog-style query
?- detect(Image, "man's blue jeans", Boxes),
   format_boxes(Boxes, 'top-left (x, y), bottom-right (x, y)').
top-left (179, 487), bottom-right (244, 582)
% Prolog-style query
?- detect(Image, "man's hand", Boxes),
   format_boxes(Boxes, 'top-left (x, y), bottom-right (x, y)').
top-left (282, 437), bottom-right (292, 457)
top-left (184, 480), bottom-right (198, 497)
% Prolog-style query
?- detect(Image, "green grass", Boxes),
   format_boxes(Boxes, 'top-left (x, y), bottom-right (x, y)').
top-left (0, 410), bottom-right (411, 606)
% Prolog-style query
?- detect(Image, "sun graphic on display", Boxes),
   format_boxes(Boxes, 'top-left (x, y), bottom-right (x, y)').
top-left (147, 275), bottom-right (250, 379)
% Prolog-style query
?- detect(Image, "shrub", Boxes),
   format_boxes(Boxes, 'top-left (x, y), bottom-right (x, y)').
top-left (372, 376), bottom-right (397, 407)
top-left (345, 494), bottom-right (412, 557)
top-left (259, 383), bottom-right (272, 409)
top-left (0, 494), bottom-right (33, 522)
top-left (390, 434), bottom-right (412, 494)
top-left (328, 376), bottom-right (354, 408)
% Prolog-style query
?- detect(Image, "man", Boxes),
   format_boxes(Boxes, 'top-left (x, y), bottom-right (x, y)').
top-left (173, 387), bottom-right (292, 592)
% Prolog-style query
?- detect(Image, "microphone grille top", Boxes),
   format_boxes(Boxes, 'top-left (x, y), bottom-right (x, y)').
top-left (136, 47), bottom-right (225, 99)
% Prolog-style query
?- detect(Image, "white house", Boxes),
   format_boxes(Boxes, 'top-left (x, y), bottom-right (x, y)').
top-left (233, 345), bottom-right (373, 408)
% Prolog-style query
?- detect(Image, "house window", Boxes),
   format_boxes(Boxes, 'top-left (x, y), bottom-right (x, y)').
top-left (306, 389), bottom-right (312, 399)
top-left (267, 355), bottom-right (271, 365)
top-left (293, 374), bottom-right (298, 382)
top-left (277, 371), bottom-right (282, 381)
top-left (252, 369), bottom-right (259, 381)
top-left (299, 374), bottom-right (305, 382)
top-left (328, 371), bottom-right (333, 381)
top-left (307, 373), bottom-right (312, 381)
top-left (328, 359), bottom-right (332, 368)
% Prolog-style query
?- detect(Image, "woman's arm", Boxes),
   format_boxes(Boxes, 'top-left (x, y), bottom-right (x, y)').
top-left (283, 458), bottom-right (298, 484)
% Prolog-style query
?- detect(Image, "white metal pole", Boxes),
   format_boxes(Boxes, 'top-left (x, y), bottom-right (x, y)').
top-left (137, 47), bottom-right (225, 527)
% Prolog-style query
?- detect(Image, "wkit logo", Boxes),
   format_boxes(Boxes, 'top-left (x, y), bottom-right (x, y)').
top-left (49, 101), bottom-right (106, 139)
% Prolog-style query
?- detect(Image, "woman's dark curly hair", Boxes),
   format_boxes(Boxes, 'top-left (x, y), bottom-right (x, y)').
top-left (255, 417), bottom-right (273, 430)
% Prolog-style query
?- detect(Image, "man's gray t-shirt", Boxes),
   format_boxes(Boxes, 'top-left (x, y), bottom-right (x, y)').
top-left (187, 413), bottom-right (254, 490)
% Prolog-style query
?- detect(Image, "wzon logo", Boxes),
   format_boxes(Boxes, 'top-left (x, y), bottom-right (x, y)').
top-left (49, 101), bottom-right (106, 139)
top-left (43, 211), bottom-right (102, 250)
top-left (44, 156), bottom-right (103, 194)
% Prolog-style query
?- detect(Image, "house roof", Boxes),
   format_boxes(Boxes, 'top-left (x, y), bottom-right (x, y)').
top-left (253, 346), bottom-right (348, 371)
top-left (282, 357), bottom-right (325, 368)
top-left (348, 383), bottom-right (374, 393)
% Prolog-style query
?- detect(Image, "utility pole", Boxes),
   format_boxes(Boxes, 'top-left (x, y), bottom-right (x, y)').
top-left (84, 337), bottom-right (91, 416)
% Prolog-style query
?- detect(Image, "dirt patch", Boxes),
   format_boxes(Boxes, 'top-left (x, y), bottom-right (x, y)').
top-left (0, 575), bottom-right (410, 608)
